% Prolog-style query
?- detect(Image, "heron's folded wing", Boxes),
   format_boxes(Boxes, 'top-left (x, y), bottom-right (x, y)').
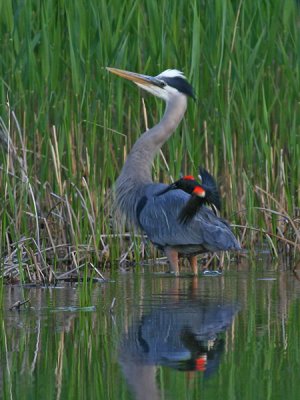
top-left (139, 187), bottom-right (239, 251)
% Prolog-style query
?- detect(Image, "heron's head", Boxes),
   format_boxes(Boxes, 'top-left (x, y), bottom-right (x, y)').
top-left (107, 67), bottom-right (195, 101)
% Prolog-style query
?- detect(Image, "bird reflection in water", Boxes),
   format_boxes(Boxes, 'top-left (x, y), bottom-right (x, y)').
top-left (118, 279), bottom-right (239, 400)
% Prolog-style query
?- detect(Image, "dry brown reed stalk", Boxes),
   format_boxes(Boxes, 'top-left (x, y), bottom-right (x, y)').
top-left (81, 177), bottom-right (101, 261)
top-left (56, 262), bottom-right (86, 280)
top-left (89, 262), bottom-right (106, 280)
top-left (27, 247), bottom-right (45, 283)
top-left (50, 126), bottom-right (63, 196)
top-left (119, 242), bottom-right (135, 265)
top-left (10, 113), bottom-right (41, 258)
top-left (202, 253), bottom-right (217, 270)
top-left (0, 115), bottom-right (46, 276)
top-left (233, 224), bottom-right (298, 250)
top-left (255, 185), bottom-right (300, 251)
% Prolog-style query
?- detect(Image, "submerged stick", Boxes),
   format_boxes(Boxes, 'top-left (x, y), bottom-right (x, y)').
top-left (9, 299), bottom-right (30, 311)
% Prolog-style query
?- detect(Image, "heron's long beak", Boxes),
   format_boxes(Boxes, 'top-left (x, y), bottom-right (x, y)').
top-left (106, 67), bottom-right (164, 88)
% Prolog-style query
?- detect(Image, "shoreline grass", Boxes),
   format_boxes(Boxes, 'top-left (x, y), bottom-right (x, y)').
top-left (1, 0), bottom-right (300, 282)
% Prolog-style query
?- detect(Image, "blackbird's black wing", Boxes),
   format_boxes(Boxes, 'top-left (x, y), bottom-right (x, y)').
top-left (199, 167), bottom-right (221, 211)
top-left (178, 195), bottom-right (202, 224)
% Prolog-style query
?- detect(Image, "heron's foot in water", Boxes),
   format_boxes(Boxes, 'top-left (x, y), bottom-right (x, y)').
top-left (165, 247), bottom-right (179, 276)
top-left (188, 255), bottom-right (198, 276)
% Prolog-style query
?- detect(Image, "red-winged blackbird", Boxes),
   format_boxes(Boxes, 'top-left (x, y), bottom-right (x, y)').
top-left (156, 168), bottom-right (221, 224)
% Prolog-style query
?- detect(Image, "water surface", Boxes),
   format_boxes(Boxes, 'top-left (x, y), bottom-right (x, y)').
top-left (1, 259), bottom-right (300, 400)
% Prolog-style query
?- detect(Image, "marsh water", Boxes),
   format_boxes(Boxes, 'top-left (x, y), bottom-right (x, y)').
top-left (2, 257), bottom-right (300, 400)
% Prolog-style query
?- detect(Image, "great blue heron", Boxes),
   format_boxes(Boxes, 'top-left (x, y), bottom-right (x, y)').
top-left (156, 167), bottom-right (221, 223)
top-left (107, 67), bottom-right (241, 275)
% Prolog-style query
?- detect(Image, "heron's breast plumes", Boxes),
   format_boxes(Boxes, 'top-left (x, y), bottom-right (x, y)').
top-left (115, 175), bottom-right (146, 229)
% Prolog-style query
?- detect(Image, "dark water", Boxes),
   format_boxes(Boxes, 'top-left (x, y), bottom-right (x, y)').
top-left (1, 258), bottom-right (300, 400)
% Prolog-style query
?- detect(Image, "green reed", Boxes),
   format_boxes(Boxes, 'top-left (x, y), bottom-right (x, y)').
top-left (1, 0), bottom-right (300, 278)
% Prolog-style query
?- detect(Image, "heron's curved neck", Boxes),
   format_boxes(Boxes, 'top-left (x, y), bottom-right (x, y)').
top-left (115, 94), bottom-right (187, 228)
top-left (120, 95), bottom-right (187, 184)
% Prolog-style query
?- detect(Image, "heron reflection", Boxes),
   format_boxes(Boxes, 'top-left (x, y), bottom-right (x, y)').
top-left (119, 289), bottom-right (239, 400)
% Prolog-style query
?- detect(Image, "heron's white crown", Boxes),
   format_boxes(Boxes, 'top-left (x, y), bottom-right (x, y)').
top-left (155, 69), bottom-right (187, 80)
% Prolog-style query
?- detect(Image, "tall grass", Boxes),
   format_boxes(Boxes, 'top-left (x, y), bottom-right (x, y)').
top-left (1, 0), bottom-right (300, 280)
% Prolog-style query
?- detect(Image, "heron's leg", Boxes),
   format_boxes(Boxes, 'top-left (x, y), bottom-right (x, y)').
top-left (165, 247), bottom-right (179, 276)
top-left (188, 255), bottom-right (198, 276)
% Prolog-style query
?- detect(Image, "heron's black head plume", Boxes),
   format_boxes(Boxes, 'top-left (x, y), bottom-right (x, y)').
top-left (161, 77), bottom-right (195, 99)
top-left (155, 70), bottom-right (196, 100)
